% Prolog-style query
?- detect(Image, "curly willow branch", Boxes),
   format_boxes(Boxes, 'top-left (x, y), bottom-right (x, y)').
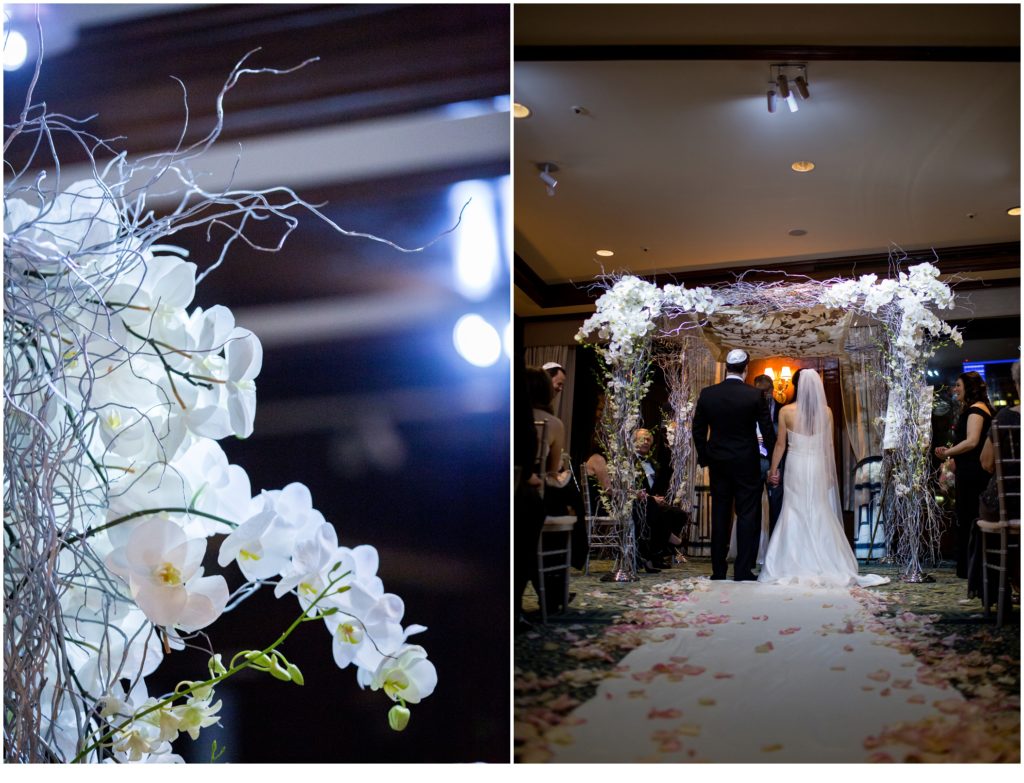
top-left (4, 46), bottom-right (452, 762)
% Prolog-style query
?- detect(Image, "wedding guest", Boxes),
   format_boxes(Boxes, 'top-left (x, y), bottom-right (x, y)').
top-left (527, 367), bottom-right (564, 481)
top-left (526, 367), bottom-right (580, 610)
top-left (515, 359), bottom-right (546, 631)
top-left (542, 362), bottom-right (566, 395)
top-left (977, 360), bottom-right (1020, 595)
top-left (934, 371), bottom-right (995, 589)
top-left (753, 374), bottom-right (784, 536)
top-left (634, 428), bottom-right (674, 571)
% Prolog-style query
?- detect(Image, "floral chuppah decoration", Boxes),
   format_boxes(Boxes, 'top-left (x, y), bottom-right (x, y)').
top-left (577, 254), bottom-right (961, 583)
top-left (4, 54), bottom-right (436, 763)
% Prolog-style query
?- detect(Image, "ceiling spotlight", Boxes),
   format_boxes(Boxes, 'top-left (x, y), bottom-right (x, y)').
top-left (791, 160), bottom-right (815, 173)
top-left (767, 63), bottom-right (809, 115)
top-left (513, 102), bottom-right (531, 119)
top-left (537, 162), bottom-right (559, 197)
top-left (1008, 206), bottom-right (1021, 216)
top-left (794, 75), bottom-right (810, 100)
top-left (776, 74), bottom-right (790, 100)
top-left (595, 249), bottom-right (614, 257)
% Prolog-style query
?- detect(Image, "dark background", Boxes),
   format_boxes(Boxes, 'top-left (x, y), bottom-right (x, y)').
top-left (5, 3), bottom-right (510, 762)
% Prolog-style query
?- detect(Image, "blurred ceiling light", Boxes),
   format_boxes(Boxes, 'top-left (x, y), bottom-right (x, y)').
top-left (3, 28), bottom-right (27, 71)
top-left (513, 102), bottom-right (532, 119)
top-left (453, 314), bottom-right (501, 367)
top-left (449, 179), bottom-right (500, 301)
top-left (1008, 206), bottom-right (1021, 216)
top-left (595, 249), bottom-right (614, 257)
top-left (791, 161), bottom-right (815, 172)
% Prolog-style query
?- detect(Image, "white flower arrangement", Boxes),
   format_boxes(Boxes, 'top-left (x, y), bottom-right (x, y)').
top-left (4, 59), bottom-right (435, 763)
top-left (578, 256), bottom-right (960, 580)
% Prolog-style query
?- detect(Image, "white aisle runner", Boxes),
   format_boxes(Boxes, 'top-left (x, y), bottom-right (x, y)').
top-left (550, 578), bottom-right (964, 763)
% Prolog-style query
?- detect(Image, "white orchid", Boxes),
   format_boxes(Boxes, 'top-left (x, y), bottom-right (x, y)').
top-left (105, 517), bottom-right (228, 631)
top-left (224, 328), bottom-right (262, 438)
top-left (8, 170), bottom-right (436, 761)
top-left (362, 644), bottom-right (437, 705)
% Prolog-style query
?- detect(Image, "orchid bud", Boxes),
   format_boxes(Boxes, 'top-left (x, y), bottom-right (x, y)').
top-left (388, 705), bottom-right (411, 732)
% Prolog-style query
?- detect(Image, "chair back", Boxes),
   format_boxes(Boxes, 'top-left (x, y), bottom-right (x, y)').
top-left (580, 462), bottom-right (593, 518)
top-left (991, 420), bottom-right (1021, 524)
top-left (534, 419), bottom-right (548, 498)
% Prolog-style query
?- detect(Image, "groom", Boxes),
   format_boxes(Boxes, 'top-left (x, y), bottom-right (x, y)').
top-left (692, 349), bottom-right (776, 581)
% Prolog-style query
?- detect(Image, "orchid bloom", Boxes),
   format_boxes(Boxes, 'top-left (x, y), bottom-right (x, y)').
top-left (105, 517), bottom-right (228, 631)
top-left (224, 328), bottom-right (262, 438)
top-left (366, 645), bottom-right (437, 705)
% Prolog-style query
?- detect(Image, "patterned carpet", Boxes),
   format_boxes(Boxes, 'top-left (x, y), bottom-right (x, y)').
top-left (515, 557), bottom-right (1020, 763)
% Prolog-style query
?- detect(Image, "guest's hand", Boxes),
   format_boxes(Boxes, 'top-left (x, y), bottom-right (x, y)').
top-left (768, 470), bottom-right (780, 486)
top-left (653, 495), bottom-right (666, 505)
top-left (528, 474), bottom-right (542, 488)
top-left (934, 446), bottom-right (948, 459)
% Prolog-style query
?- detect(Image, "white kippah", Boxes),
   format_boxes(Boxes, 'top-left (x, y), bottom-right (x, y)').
top-left (542, 362), bottom-right (564, 371)
top-left (726, 349), bottom-right (748, 364)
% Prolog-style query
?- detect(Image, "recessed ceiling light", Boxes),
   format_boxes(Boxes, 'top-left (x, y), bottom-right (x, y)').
top-left (788, 229), bottom-right (808, 236)
top-left (1008, 206), bottom-right (1021, 216)
top-left (513, 102), bottom-right (531, 119)
top-left (791, 161), bottom-right (815, 173)
top-left (595, 249), bottom-right (614, 257)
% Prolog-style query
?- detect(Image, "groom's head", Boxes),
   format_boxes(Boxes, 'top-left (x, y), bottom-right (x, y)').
top-left (725, 349), bottom-right (749, 377)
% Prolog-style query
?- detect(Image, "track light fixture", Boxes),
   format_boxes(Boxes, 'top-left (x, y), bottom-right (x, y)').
top-left (794, 75), bottom-right (810, 100)
top-left (767, 64), bottom-right (810, 114)
top-left (537, 162), bottom-right (559, 197)
top-left (776, 74), bottom-right (790, 100)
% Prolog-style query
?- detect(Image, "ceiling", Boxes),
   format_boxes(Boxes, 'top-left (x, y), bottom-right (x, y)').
top-left (513, 3), bottom-right (1022, 317)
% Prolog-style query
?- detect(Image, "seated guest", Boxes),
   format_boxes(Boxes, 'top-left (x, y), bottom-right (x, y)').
top-left (634, 428), bottom-right (675, 572)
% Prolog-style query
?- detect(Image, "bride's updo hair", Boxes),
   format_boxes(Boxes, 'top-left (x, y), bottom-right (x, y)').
top-left (791, 367), bottom-right (804, 397)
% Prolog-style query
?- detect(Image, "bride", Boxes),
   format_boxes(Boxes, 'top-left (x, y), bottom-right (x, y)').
top-left (758, 369), bottom-right (888, 588)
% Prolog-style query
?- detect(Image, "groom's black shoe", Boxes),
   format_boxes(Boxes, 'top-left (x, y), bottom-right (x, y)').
top-left (710, 574), bottom-right (727, 581)
top-left (734, 571), bottom-right (757, 582)
top-left (643, 560), bottom-right (663, 574)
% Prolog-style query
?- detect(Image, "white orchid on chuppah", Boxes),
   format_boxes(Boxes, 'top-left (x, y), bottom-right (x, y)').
top-left (577, 252), bottom-right (961, 583)
top-left (4, 51), bottom-right (442, 763)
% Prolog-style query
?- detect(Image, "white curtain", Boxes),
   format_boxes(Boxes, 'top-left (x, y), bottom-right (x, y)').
top-left (524, 345), bottom-right (576, 458)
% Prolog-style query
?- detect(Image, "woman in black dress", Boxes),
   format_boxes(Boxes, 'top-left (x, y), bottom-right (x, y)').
top-left (934, 371), bottom-right (995, 595)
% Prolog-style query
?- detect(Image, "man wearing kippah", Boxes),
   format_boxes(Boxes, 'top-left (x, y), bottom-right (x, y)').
top-left (692, 349), bottom-right (776, 581)
top-left (542, 362), bottom-right (566, 395)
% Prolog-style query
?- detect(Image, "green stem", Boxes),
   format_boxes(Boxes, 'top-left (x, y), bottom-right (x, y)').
top-left (63, 507), bottom-right (237, 548)
top-left (71, 570), bottom-right (351, 763)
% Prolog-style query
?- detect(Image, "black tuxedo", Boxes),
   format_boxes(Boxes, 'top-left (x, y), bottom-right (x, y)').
top-left (692, 376), bottom-right (776, 580)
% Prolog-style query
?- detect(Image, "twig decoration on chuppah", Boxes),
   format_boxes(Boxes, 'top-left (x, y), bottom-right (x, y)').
top-left (577, 249), bottom-right (962, 586)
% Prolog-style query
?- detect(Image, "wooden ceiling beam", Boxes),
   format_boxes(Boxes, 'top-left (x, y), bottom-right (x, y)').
top-left (516, 242), bottom-right (1021, 309)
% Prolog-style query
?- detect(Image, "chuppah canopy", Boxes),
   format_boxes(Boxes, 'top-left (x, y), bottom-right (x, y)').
top-left (577, 257), bottom-right (962, 583)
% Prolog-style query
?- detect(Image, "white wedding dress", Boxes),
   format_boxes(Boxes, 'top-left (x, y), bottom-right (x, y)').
top-left (758, 371), bottom-right (888, 588)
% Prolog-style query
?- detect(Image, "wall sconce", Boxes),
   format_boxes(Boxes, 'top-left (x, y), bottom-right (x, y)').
top-left (763, 365), bottom-right (794, 402)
